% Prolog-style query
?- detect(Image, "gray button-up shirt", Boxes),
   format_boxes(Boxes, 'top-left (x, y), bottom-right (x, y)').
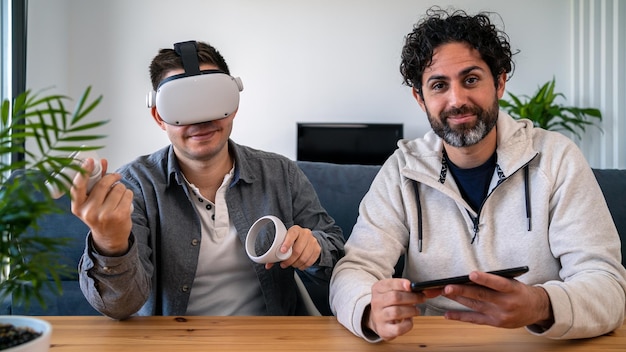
top-left (79, 141), bottom-right (345, 319)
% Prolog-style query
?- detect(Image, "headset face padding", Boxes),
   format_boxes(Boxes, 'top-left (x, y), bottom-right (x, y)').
top-left (147, 71), bottom-right (244, 126)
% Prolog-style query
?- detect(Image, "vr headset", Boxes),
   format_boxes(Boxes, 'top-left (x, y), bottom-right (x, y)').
top-left (146, 41), bottom-right (244, 126)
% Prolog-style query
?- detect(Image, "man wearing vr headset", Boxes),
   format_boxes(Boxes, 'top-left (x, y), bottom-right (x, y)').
top-left (71, 41), bottom-right (345, 319)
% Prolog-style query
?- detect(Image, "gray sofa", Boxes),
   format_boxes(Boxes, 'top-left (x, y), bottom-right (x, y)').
top-left (3, 161), bottom-right (625, 316)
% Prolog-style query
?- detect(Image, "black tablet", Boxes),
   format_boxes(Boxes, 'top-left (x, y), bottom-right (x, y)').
top-left (410, 266), bottom-right (529, 292)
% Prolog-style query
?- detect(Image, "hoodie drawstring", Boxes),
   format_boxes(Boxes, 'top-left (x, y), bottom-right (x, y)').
top-left (412, 181), bottom-right (423, 252)
top-left (524, 165), bottom-right (532, 231)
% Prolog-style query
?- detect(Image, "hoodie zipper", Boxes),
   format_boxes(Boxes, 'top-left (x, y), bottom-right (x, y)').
top-left (466, 161), bottom-right (535, 245)
top-left (470, 215), bottom-right (480, 244)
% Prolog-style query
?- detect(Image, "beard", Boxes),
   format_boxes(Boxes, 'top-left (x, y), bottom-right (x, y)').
top-left (426, 98), bottom-right (499, 147)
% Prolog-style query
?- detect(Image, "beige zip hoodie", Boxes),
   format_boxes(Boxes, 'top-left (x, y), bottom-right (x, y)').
top-left (330, 112), bottom-right (626, 341)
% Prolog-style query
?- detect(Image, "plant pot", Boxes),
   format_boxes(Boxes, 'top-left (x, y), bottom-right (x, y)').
top-left (0, 316), bottom-right (51, 351)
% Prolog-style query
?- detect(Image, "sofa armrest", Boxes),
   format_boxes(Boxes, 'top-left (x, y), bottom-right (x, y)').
top-left (592, 169), bottom-right (626, 267)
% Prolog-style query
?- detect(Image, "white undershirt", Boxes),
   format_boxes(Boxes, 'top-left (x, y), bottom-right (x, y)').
top-left (184, 167), bottom-right (266, 315)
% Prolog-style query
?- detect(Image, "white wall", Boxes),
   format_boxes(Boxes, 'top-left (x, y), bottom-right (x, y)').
top-left (27, 0), bottom-right (580, 170)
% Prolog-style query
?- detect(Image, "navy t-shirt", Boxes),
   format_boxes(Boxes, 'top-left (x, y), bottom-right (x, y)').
top-left (447, 152), bottom-right (497, 212)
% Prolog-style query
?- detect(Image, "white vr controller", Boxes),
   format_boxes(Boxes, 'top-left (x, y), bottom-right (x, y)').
top-left (245, 215), bottom-right (293, 264)
top-left (45, 149), bottom-right (102, 199)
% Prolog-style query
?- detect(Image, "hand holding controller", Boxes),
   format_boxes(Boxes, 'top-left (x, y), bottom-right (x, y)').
top-left (245, 216), bottom-right (293, 264)
top-left (46, 149), bottom-right (102, 199)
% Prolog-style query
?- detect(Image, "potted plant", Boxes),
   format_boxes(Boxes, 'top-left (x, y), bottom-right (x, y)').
top-left (0, 316), bottom-right (51, 351)
top-left (499, 77), bottom-right (603, 139)
top-left (0, 86), bottom-right (107, 351)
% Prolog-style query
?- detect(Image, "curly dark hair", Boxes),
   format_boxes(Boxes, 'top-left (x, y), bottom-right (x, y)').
top-left (149, 41), bottom-right (230, 90)
top-left (400, 7), bottom-right (516, 95)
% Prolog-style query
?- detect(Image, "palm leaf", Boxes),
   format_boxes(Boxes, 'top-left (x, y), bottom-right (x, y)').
top-left (1, 86), bottom-right (108, 308)
top-left (499, 77), bottom-right (603, 139)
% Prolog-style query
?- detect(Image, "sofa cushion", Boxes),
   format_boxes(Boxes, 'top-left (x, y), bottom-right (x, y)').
top-left (296, 161), bottom-right (380, 237)
top-left (12, 195), bottom-right (96, 314)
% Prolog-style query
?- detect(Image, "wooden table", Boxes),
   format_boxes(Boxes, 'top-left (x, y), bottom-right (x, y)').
top-left (44, 316), bottom-right (625, 351)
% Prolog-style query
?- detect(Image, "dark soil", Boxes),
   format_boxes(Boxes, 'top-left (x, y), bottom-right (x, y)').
top-left (0, 323), bottom-right (42, 350)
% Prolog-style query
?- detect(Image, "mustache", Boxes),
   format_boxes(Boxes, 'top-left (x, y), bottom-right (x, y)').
top-left (185, 121), bottom-right (219, 135)
top-left (441, 105), bottom-right (483, 120)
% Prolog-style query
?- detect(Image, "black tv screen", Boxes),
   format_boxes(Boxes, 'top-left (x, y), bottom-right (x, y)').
top-left (297, 123), bottom-right (403, 165)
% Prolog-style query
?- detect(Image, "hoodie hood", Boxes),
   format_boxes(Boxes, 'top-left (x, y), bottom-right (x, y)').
top-left (396, 111), bottom-right (539, 184)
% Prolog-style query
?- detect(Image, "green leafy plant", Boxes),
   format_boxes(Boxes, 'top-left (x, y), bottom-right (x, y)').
top-left (0, 86), bottom-right (107, 308)
top-left (499, 77), bottom-right (602, 139)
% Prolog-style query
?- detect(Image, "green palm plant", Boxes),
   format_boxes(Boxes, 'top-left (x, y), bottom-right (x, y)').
top-left (499, 77), bottom-right (602, 139)
top-left (0, 86), bottom-right (107, 308)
